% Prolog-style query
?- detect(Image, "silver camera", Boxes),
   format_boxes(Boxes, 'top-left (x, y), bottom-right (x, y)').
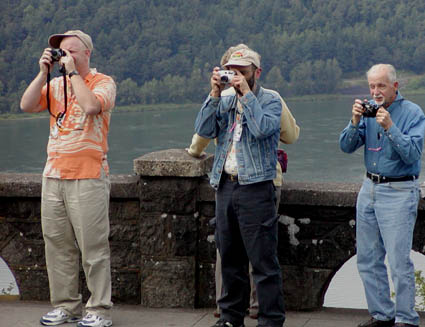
top-left (218, 70), bottom-right (235, 84)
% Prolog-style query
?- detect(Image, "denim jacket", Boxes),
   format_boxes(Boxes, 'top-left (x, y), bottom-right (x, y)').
top-left (194, 85), bottom-right (282, 189)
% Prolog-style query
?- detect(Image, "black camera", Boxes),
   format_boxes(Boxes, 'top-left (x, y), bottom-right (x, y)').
top-left (362, 101), bottom-right (380, 118)
top-left (50, 48), bottom-right (66, 62)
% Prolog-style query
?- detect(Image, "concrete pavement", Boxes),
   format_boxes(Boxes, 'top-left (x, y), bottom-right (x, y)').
top-left (1, 301), bottom-right (425, 327)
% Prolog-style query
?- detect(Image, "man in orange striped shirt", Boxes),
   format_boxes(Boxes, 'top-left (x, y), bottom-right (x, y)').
top-left (20, 30), bottom-right (115, 327)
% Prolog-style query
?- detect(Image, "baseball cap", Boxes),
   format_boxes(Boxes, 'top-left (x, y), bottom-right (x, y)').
top-left (223, 48), bottom-right (261, 68)
top-left (48, 30), bottom-right (93, 51)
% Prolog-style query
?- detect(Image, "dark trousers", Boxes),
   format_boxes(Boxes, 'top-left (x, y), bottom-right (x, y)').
top-left (216, 177), bottom-right (285, 327)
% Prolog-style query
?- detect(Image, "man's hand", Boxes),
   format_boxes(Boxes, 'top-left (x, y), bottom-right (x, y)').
top-left (60, 49), bottom-right (76, 74)
top-left (39, 48), bottom-right (55, 74)
top-left (231, 70), bottom-right (250, 96)
top-left (351, 99), bottom-right (365, 126)
top-left (376, 107), bottom-right (393, 130)
top-left (210, 67), bottom-right (224, 98)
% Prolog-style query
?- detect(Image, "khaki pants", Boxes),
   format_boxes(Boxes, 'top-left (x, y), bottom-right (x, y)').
top-left (41, 173), bottom-right (112, 318)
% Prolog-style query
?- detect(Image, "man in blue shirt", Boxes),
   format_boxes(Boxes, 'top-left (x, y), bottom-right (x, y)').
top-left (195, 48), bottom-right (285, 327)
top-left (340, 64), bottom-right (425, 327)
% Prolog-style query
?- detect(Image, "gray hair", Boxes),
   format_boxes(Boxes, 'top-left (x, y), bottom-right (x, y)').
top-left (366, 64), bottom-right (397, 83)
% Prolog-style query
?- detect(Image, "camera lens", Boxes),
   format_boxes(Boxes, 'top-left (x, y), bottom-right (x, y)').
top-left (50, 48), bottom-right (65, 62)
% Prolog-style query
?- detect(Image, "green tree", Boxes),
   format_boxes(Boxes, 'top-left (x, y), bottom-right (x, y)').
top-left (264, 66), bottom-right (290, 97)
top-left (117, 78), bottom-right (140, 105)
top-left (289, 62), bottom-right (314, 95)
top-left (3, 0), bottom-right (425, 110)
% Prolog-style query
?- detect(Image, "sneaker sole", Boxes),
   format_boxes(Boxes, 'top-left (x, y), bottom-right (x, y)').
top-left (77, 320), bottom-right (112, 327)
top-left (40, 317), bottom-right (80, 326)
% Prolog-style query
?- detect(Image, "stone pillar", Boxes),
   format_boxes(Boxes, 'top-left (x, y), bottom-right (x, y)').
top-left (134, 149), bottom-right (213, 308)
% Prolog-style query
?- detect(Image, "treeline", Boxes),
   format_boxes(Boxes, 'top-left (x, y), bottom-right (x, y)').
top-left (1, 0), bottom-right (425, 113)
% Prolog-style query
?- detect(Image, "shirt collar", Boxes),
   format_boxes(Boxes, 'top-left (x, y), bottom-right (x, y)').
top-left (83, 68), bottom-right (97, 82)
top-left (386, 91), bottom-right (403, 112)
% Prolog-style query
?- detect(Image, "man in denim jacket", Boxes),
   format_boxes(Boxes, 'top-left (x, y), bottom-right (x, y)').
top-left (340, 64), bottom-right (425, 327)
top-left (195, 48), bottom-right (285, 327)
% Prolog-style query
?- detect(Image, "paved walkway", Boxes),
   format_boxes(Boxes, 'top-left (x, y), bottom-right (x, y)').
top-left (2, 301), bottom-right (425, 327)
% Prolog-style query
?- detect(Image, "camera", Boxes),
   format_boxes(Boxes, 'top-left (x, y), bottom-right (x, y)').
top-left (50, 48), bottom-right (66, 62)
top-left (218, 70), bottom-right (235, 84)
top-left (362, 101), bottom-right (380, 117)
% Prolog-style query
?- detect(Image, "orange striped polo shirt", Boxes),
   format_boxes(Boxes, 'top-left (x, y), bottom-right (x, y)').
top-left (39, 68), bottom-right (116, 179)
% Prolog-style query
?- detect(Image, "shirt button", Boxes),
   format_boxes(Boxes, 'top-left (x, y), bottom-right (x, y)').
top-left (373, 162), bottom-right (376, 166)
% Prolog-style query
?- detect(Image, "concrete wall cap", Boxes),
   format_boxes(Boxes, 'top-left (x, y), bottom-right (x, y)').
top-left (133, 149), bottom-right (214, 177)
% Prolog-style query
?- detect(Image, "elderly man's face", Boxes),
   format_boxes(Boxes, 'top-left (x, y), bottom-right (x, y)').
top-left (368, 68), bottom-right (398, 106)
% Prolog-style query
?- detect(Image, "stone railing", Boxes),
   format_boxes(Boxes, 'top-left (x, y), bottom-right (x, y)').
top-left (1, 149), bottom-right (425, 310)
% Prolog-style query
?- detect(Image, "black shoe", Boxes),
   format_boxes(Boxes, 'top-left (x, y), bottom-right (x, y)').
top-left (358, 317), bottom-right (395, 327)
top-left (211, 319), bottom-right (245, 327)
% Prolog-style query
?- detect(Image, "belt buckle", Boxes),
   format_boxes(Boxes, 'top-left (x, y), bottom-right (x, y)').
top-left (370, 172), bottom-right (381, 183)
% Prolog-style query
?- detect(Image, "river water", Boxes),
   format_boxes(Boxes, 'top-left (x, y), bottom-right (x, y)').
top-left (3, 94), bottom-right (425, 182)
top-left (2, 95), bottom-right (425, 307)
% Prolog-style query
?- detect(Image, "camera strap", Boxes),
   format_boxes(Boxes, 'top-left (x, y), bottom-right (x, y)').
top-left (47, 65), bottom-right (68, 130)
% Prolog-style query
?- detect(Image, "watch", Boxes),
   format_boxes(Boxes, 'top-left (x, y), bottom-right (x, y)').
top-left (68, 70), bottom-right (79, 78)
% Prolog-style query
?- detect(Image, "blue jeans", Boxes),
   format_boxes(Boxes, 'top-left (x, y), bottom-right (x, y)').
top-left (216, 178), bottom-right (285, 327)
top-left (356, 178), bottom-right (420, 325)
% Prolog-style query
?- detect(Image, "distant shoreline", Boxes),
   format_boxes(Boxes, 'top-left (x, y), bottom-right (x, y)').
top-left (2, 87), bottom-right (425, 121)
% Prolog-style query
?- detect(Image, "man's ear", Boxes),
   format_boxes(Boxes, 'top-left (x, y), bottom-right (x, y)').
top-left (255, 67), bottom-right (262, 79)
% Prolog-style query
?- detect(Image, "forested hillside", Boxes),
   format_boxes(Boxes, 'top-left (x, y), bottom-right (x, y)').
top-left (1, 0), bottom-right (425, 113)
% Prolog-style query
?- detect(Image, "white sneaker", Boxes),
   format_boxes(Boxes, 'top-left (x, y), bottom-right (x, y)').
top-left (77, 313), bottom-right (112, 327)
top-left (40, 308), bottom-right (80, 326)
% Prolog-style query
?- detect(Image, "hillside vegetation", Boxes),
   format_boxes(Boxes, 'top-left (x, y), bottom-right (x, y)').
top-left (2, 0), bottom-right (425, 113)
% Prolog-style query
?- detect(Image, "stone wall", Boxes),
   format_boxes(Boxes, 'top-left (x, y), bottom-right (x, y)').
top-left (1, 149), bottom-right (425, 310)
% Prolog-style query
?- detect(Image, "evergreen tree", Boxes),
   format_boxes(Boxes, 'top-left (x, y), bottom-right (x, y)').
top-left (2, 0), bottom-right (425, 111)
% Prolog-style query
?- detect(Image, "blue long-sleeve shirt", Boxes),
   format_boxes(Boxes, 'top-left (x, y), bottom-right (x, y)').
top-left (339, 93), bottom-right (425, 177)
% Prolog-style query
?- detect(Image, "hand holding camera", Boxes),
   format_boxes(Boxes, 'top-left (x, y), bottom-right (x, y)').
top-left (210, 67), bottom-right (250, 97)
top-left (39, 48), bottom-right (71, 74)
top-left (375, 106), bottom-right (393, 130)
top-left (352, 99), bottom-right (380, 124)
top-left (39, 48), bottom-right (57, 73)
top-left (210, 67), bottom-right (226, 97)
top-left (351, 99), bottom-right (392, 130)
top-left (231, 69), bottom-right (251, 96)
top-left (351, 99), bottom-right (366, 126)
top-left (56, 48), bottom-right (76, 75)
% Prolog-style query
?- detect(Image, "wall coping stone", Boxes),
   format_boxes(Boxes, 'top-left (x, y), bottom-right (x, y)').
top-left (281, 181), bottom-right (361, 207)
top-left (0, 173), bottom-right (139, 199)
top-left (0, 173), bottom-right (41, 198)
top-left (1, 171), bottom-right (423, 209)
top-left (133, 149), bottom-right (214, 177)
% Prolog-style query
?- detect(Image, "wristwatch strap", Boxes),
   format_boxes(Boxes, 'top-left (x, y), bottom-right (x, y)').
top-left (68, 70), bottom-right (79, 78)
